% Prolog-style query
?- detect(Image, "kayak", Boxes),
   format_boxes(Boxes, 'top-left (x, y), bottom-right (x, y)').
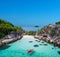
top-left (27, 49), bottom-right (34, 53)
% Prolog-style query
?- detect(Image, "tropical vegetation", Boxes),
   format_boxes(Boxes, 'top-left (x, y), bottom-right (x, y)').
top-left (0, 19), bottom-right (24, 38)
top-left (25, 31), bottom-right (36, 35)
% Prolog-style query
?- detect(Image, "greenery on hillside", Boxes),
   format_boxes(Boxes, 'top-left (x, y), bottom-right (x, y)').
top-left (25, 31), bottom-right (36, 35)
top-left (0, 19), bottom-right (24, 38)
top-left (37, 27), bottom-right (44, 34)
top-left (56, 21), bottom-right (60, 25)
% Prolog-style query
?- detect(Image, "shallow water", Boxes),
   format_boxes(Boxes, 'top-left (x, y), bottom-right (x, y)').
top-left (0, 36), bottom-right (60, 57)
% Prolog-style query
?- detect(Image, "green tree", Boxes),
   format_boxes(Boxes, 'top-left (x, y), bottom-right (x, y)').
top-left (0, 19), bottom-right (24, 38)
top-left (56, 21), bottom-right (60, 25)
top-left (25, 31), bottom-right (36, 35)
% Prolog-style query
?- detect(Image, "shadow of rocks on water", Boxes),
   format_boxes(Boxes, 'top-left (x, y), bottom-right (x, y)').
top-left (0, 45), bottom-right (10, 50)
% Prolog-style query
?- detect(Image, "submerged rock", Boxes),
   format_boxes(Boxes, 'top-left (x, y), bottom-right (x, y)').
top-left (29, 41), bottom-right (33, 43)
top-left (37, 41), bottom-right (40, 42)
top-left (58, 51), bottom-right (60, 55)
top-left (34, 44), bottom-right (39, 47)
top-left (41, 42), bottom-right (44, 43)
top-left (35, 40), bottom-right (40, 42)
top-left (52, 48), bottom-right (54, 49)
top-left (35, 40), bottom-right (38, 41)
top-left (43, 44), bottom-right (47, 46)
top-left (39, 44), bottom-right (42, 45)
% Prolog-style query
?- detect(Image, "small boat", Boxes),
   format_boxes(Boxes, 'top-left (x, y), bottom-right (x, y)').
top-left (27, 49), bottom-right (34, 53)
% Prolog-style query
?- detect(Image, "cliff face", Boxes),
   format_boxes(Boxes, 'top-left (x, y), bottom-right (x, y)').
top-left (44, 24), bottom-right (60, 37)
top-left (38, 24), bottom-right (60, 44)
top-left (39, 24), bottom-right (60, 36)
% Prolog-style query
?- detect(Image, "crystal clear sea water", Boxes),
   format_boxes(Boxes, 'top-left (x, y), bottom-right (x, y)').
top-left (0, 36), bottom-right (60, 57)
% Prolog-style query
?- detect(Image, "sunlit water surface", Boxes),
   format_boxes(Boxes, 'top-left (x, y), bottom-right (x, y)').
top-left (0, 35), bottom-right (60, 57)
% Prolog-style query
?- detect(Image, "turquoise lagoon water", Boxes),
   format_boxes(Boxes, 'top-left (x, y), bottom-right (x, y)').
top-left (0, 36), bottom-right (60, 57)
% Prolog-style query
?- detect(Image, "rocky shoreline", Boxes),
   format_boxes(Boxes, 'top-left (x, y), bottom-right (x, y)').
top-left (34, 35), bottom-right (60, 48)
top-left (0, 36), bottom-right (23, 47)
